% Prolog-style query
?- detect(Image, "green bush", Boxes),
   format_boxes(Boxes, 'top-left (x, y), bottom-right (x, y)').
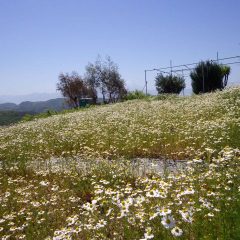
top-left (124, 90), bottom-right (149, 100)
top-left (190, 61), bottom-right (230, 94)
top-left (22, 113), bottom-right (35, 122)
top-left (155, 74), bottom-right (185, 94)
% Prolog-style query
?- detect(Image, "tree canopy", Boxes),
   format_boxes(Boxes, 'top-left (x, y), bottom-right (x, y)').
top-left (57, 56), bottom-right (127, 107)
top-left (155, 74), bottom-right (185, 94)
top-left (85, 56), bottom-right (127, 103)
top-left (57, 72), bottom-right (90, 108)
top-left (190, 61), bottom-right (231, 94)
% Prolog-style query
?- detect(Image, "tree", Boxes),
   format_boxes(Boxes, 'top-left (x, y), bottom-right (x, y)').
top-left (221, 65), bottom-right (231, 88)
top-left (57, 72), bottom-right (90, 108)
top-left (190, 61), bottom-right (230, 94)
top-left (85, 56), bottom-right (127, 103)
top-left (155, 74), bottom-right (185, 94)
top-left (105, 72), bottom-right (127, 102)
top-left (84, 63), bottom-right (99, 104)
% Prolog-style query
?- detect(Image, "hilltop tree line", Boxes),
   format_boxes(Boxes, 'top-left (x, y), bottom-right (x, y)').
top-left (57, 56), bottom-right (231, 107)
top-left (57, 56), bottom-right (127, 108)
top-left (155, 61), bottom-right (231, 95)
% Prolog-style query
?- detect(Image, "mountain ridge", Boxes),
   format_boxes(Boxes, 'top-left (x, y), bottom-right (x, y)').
top-left (0, 98), bottom-right (69, 113)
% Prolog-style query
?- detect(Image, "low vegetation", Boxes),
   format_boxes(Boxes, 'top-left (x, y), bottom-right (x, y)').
top-left (0, 111), bottom-right (28, 126)
top-left (124, 90), bottom-right (149, 100)
top-left (0, 87), bottom-right (239, 239)
top-left (1, 87), bottom-right (239, 164)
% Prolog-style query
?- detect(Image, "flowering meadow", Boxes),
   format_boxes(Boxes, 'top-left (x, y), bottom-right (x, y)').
top-left (0, 87), bottom-right (240, 239)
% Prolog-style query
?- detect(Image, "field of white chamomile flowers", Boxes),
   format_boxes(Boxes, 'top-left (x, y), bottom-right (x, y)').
top-left (0, 87), bottom-right (240, 239)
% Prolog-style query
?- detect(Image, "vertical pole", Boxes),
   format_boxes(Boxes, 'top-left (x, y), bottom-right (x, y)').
top-left (202, 64), bottom-right (205, 93)
top-left (182, 69), bottom-right (184, 96)
top-left (217, 51), bottom-right (219, 63)
top-left (170, 60), bottom-right (172, 75)
top-left (145, 70), bottom-right (147, 95)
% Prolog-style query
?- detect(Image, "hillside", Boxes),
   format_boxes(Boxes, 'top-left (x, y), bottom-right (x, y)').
top-left (0, 98), bottom-right (70, 126)
top-left (0, 87), bottom-right (240, 240)
top-left (0, 111), bottom-right (33, 126)
top-left (0, 97), bottom-right (69, 113)
top-left (1, 87), bottom-right (239, 164)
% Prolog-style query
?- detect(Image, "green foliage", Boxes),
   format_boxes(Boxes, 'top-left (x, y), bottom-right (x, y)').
top-left (21, 110), bottom-right (57, 122)
top-left (85, 56), bottom-right (127, 103)
top-left (21, 113), bottom-right (34, 122)
top-left (57, 72), bottom-right (91, 108)
top-left (0, 111), bottom-right (23, 126)
top-left (155, 74), bottom-right (185, 94)
top-left (190, 61), bottom-right (231, 94)
top-left (0, 111), bottom-right (28, 126)
top-left (124, 90), bottom-right (149, 100)
top-left (221, 65), bottom-right (231, 88)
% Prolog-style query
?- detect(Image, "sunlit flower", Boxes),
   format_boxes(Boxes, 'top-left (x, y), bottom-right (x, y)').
top-left (171, 226), bottom-right (183, 237)
top-left (140, 227), bottom-right (154, 239)
top-left (161, 215), bottom-right (176, 229)
top-left (39, 181), bottom-right (49, 186)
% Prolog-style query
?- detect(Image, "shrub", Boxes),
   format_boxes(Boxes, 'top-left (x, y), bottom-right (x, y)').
top-left (190, 61), bottom-right (230, 94)
top-left (155, 74), bottom-right (185, 94)
top-left (124, 90), bottom-right (149, 100)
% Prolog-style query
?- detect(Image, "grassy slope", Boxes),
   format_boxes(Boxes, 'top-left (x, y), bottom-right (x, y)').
top-left (0, 87), bottom-right (240, 164)
top-left (0, 87), bottom-right (240, 240)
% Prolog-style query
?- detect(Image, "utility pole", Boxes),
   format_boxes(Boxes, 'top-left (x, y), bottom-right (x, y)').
top-left (144, 70), bottom-right (147, 95)
top-left (170, 60), bottom-right (173, 75)
top-left (202, 64), bottom-right (205, 93)
top-left (182, 69), bottom-right (185, 96)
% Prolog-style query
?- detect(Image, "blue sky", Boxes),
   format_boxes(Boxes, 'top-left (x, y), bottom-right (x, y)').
top-left (0, 0), bottom-right (240, 98)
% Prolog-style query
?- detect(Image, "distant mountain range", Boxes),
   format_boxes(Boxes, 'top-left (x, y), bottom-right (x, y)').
top-left (0, 98), bottom-right (69, 113)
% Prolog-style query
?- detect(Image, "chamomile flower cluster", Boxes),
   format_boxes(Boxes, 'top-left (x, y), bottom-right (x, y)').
top-left (2, 148), bottom-right (237, 239)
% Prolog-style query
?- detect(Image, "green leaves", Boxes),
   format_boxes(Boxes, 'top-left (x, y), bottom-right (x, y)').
top-left (155, 74), bottom-right (185, 94)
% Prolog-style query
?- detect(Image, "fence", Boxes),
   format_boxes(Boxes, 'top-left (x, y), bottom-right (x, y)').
top-left (144, 54), bottom-right (240, 95)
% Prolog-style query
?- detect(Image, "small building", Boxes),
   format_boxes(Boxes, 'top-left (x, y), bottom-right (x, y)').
top-left (78, 98), bottom-right (94, 107)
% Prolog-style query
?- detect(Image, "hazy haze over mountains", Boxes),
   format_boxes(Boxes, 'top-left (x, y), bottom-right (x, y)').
top-left (0, 92), bottom-right (61, 104)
